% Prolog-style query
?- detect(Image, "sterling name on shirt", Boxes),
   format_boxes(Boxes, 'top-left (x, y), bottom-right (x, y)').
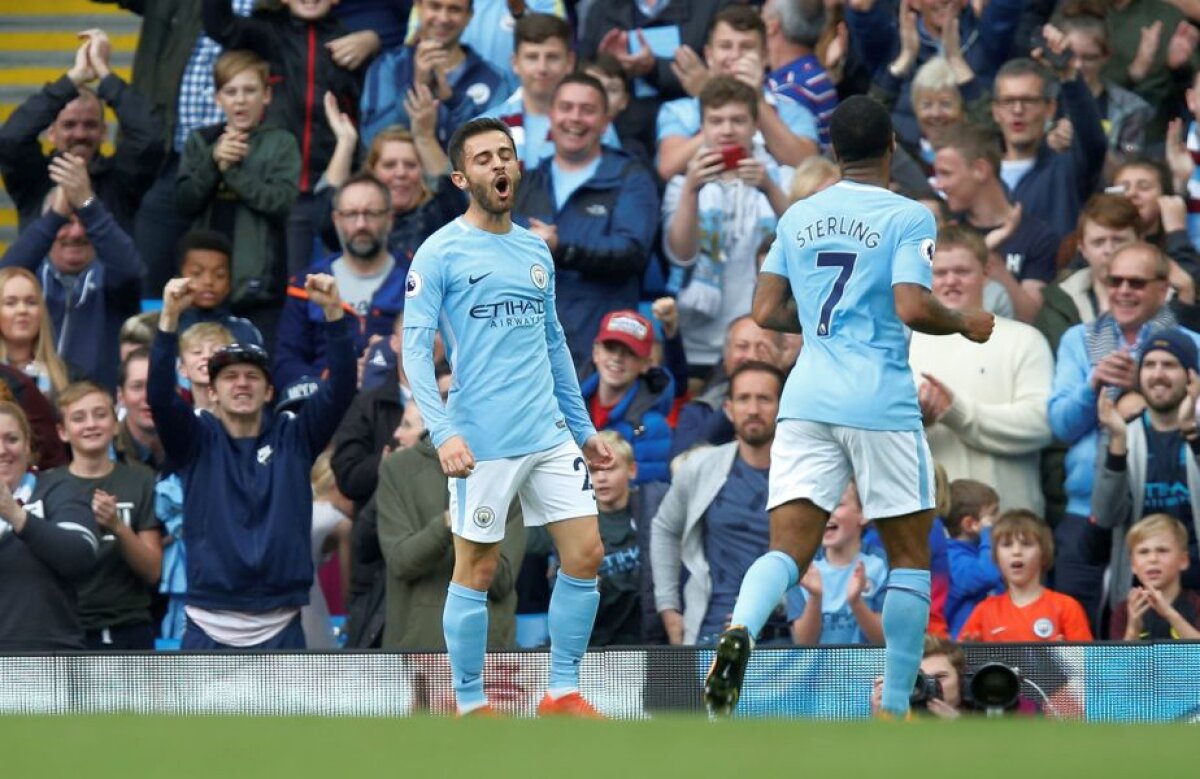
top-left (794, 216), bottom-right (882, 249)
top-left (470, 297), bottom-right (545, 328)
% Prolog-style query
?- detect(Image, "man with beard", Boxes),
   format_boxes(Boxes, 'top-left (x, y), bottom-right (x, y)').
top-left (650, 361), bottom-right (786, 645)
top-left (1095, 329), bottom-right (1200, 617)
top-left (274, 172), bottom-right (404, 389)
top-left (1051, 242), bottom-right (1200, 627)
top-left (401, 117), bottom-right (616, 717)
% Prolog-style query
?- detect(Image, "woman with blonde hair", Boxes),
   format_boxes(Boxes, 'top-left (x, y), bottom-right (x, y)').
top-left (0, 400), bottom-right (98, 650)
top-left (0, 267), bottom-right (72, 399)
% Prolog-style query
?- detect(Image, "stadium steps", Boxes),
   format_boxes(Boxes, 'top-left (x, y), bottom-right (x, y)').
top-left (0, 0), bottom-right (138, 252)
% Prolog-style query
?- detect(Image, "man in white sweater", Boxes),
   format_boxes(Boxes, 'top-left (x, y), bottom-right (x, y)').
top-left (910, 224), bottom-right (1055, 513)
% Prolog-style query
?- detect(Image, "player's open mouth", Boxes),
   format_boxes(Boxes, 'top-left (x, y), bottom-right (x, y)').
top-left (494, 176), bottom-right (511, 198)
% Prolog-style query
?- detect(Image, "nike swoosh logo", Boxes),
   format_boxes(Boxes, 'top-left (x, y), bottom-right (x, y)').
top-left (468, 273), bottom-right (493, 284)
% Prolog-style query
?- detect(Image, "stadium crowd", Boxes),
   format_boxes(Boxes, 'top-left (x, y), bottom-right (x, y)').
top-left (4, 0), bottom-right (1200, 653)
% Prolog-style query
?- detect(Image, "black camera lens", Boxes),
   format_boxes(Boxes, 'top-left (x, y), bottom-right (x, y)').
top-left (968, 663), bottom-right (1020, 711)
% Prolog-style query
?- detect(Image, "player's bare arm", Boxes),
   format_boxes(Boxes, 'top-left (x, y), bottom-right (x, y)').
top-left (894, 283), bottom-right (994, 343)
top-left (751, 272), bottom-right (802, 334)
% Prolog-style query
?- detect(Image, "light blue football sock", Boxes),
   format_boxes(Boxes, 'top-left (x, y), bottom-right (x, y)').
top-left (729, 551), bottom-right (801, 640)
top-left (546, 570), bottom-right (600, 697)
top-left (444, 582), bottom-right (489, 713)
top-left (880, 568), bottom-right (932, 716)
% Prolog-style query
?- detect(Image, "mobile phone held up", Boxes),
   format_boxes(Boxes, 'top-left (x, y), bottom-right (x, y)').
top-left (720, 145), bottom-right (748, 171)
top-left (1029, 29), bottom-right (1072, 72)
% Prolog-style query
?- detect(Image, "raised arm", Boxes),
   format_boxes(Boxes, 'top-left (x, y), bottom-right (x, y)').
top-left (150, 278), bottom-right (206, 468)
top-left (290, 275), bottom-right (357, 454)
top-left (203, 0), bottom-right (274, 52)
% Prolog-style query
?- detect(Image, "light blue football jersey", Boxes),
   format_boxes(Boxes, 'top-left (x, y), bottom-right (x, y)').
top-left (403, 218), bottom-right (596, 460)
top-left (761, 180), bottom-right (936, 431)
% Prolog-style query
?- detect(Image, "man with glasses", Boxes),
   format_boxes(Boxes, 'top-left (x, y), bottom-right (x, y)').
top-left (992, 31), bottom-right (1107, 241)
top-left (276, 172), bottom-right (404, 388)
top-left (1049, 241), bottom-right (1200, 628)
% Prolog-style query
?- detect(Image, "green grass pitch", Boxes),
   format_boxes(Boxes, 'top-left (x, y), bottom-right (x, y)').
top-left (3, 714), bottom-right (1193, 778)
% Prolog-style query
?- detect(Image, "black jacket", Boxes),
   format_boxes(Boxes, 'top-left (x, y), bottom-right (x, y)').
top-left (329, 370), bottom-right (405, 507)
top-left (0, 74), bottom-right (162, 232)
top-left (0, 473), bottom-right (98, 650)
top-left (203, 0), bottom-right (365, 193)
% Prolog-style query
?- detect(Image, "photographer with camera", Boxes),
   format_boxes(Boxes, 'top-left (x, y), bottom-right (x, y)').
top-left (871, 634), bottom-right (966, 719)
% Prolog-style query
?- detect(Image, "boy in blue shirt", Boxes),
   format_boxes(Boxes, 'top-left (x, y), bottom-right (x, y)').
top-left (943, 479), bottom-right (1003, 638)
top-left (787, 482), bottom-right (888, 644)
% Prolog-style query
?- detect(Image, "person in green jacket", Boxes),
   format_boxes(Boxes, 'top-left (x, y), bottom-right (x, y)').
top-left (376, 381), bottom-right (525, 650)
top-left (176, 49), bottom-right (300, 314)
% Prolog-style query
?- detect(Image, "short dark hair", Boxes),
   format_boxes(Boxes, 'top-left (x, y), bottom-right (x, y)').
top-left (699, 75), bottom-right (759, 122)
top-left (119, 346), bottom-right (150, 389)
top-left (709, 5), bottom-right (767, 47)
top-left (448, 117), bottom-right (516, 172)
top-left (553, 72), bottom-right (609, 114)
top-left (582, 53), bottom-right (629, 95)
top-left (1114, 155), bottom-right (1174, 197)
top-left (333, 170), bottom-right (392, 213)
top-left (176, 228), bottom-right (232, 270)
top-left (728, 360), bottom-right (786, 399)
top-left (514, 12), bottom-right (572, 50)
top-left (829, 95), bottom-right (893, 164)
top-left (945, 479), bottom-right (1000, 537)
top-left (995, 58), bottom-right (1058, 100)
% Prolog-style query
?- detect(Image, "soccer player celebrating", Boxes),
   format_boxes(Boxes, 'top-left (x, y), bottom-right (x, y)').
top-left (401, 117), bottom-right (616, 717)
top-left (703, 96), bottom-right (995, 719)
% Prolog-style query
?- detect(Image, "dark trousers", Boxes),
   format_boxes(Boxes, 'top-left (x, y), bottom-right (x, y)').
top-left (181, 614), bottom-right (306, 650)
top-left (1051, 512), bottom-right (1112, 631)
top-left (135, 153), bottom-right (195, 298)
top-left (84, 620), bottom-right (156, 650)
top-left (285, 192), bottom-right (325, 279)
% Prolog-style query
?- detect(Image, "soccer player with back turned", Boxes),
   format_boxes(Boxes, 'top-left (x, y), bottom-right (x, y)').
top-left (401, 117), bottom-right (616, 717)
top-left (703, 96), bottom-right (995, 719)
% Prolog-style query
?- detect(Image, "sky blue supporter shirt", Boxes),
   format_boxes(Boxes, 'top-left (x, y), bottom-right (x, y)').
top-left (402, 218), bottom-right (596, 460)
top-left (785, 549), bottom-right (889, 644)
top-left (760, 180), bottom-right (936, 431)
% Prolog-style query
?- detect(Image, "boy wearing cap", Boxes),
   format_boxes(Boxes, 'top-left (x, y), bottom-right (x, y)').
top-left (149, 273), bottom-right (355, 650)
top-left (1094, 327), bottom-right (1200, 615)
top-left (581, 310), bottom-right (677, 485)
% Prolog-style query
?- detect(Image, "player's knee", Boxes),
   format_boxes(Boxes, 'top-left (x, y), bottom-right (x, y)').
top-left (560, 536), bottom-right (605, 578)
top-left (454, 552), bottom-right (500, 591)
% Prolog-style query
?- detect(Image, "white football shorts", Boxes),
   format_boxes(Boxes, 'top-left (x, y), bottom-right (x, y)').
top-left (448, 439), bottom-right (598, 543)
top-left (768, 419), bottom-right (936, 519)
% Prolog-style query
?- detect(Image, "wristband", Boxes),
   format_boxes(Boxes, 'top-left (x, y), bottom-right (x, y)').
top-left (77, 195), bottom-right (96, 211)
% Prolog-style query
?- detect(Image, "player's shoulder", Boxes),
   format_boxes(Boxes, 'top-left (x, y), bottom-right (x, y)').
top-left (412, 218), bottom-right (468, 264)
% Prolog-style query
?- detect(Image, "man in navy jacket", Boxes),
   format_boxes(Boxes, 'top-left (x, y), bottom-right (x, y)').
top-left (150, 272), bottom-right (355, 650)
top-left (514, 73), bottom-right (660, 372)
top-left (0, 154), bottom-right (145, 390)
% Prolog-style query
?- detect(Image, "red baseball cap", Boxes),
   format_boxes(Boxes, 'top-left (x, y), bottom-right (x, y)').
top-left (596, 310), bottom-right (654, 359)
